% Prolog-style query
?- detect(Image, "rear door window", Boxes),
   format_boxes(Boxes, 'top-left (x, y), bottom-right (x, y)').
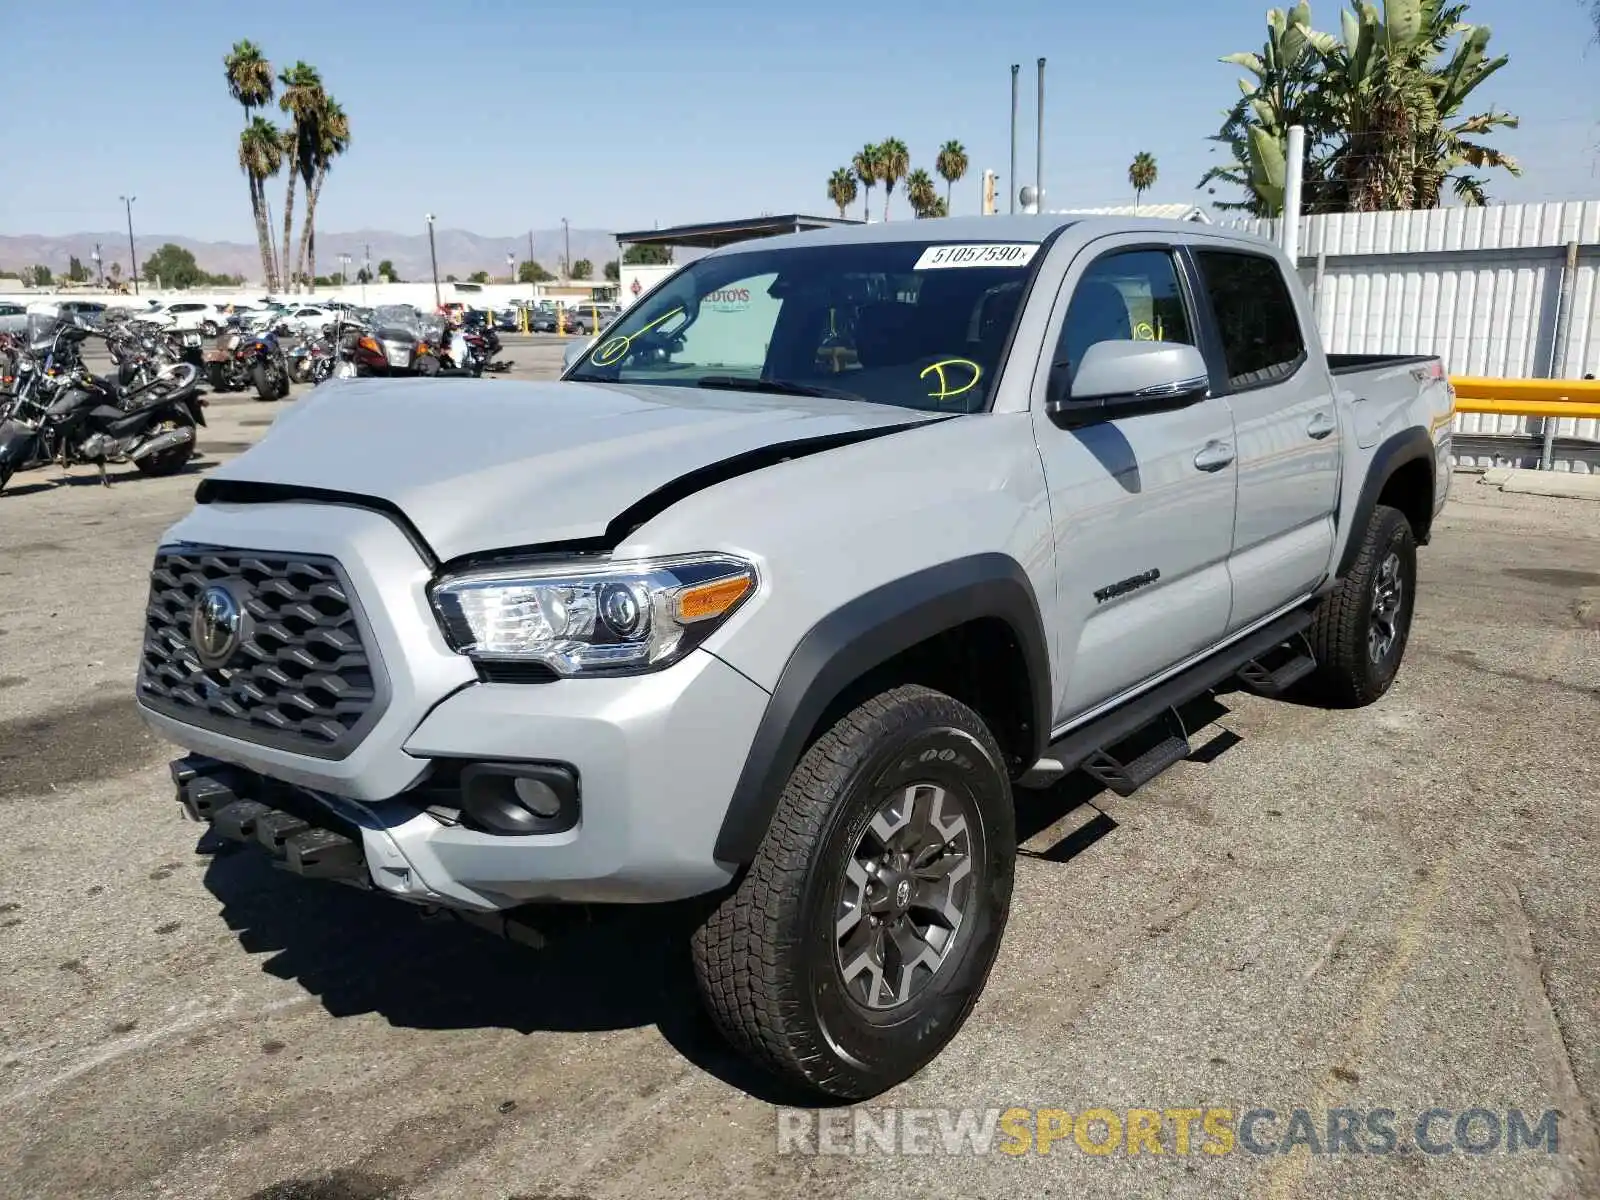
top-left (1193, 250), bottom-right (1306, 388)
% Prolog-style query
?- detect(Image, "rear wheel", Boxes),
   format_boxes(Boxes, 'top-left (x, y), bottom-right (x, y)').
top-left (693, 685), bottom-right (1015, 1099)
top-left (1303, 503), bottom-right (1418, 706)
top-left (133, 417), bottom-right (195, 477)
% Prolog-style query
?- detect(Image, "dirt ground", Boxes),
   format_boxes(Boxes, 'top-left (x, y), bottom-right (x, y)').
top-left (1, 359), bottom-right (1597, 1199)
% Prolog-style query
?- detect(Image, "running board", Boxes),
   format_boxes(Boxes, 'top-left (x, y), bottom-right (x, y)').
top-left (1017, 607), bottom-right (1315, 791)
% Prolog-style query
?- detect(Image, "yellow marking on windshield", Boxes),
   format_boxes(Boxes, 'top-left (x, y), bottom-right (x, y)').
top-left (591, 306), bottom-right (686, 367)
top-left (920, 358), bottom-right (983, 402)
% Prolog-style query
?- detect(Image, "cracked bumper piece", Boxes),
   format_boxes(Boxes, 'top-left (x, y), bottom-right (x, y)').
top-left (168, 648), bottom-right (768, 911)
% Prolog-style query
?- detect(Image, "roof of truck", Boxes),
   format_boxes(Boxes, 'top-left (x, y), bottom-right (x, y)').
top-left (705, 213), bottom-right (1275, 256)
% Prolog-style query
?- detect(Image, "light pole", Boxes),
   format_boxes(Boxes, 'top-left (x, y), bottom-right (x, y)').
top-left (338, 252), bottom-right (352, 291)
top-left (120, 195), bottom-right (139, 295)
top-left (363, 243), bottom-right (371, 304)
top-left (506, 251), bottom-right (515, 285)
top-left (561, 217), bottom-right (570, 281)
top-left (91, 245), bottom-right (102, 287)
top-left (426, 213), bottom-right (441, 310)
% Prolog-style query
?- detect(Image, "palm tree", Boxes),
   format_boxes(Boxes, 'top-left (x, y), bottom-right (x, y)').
top-left (877, 138), bottom-right (909, 220)
top-left (935, 140), bottom-right (968, 208)
top-left (296, 97), bottom-right (350, 289)
top-left (240, 117), bottom-right (285, 292)
top-left (1128, 152), bottom-right (1158, 212)
top-left (224, 40), bottom-right (274, 125)
top-left (277, 61), bottom-right (325, 291)
top-left (852, 144), bottom-right (882, 222)
top-left (905, 168), bottom-right (938, 218)
top-left (827, 167), bottom-right (858, 219)
top-left (225, 40), bottom-right (277, 287)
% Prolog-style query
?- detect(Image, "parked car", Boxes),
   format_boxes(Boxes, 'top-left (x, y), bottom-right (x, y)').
top-left (0, 302), bottom-right (27, 336)
top-left (55, 300), bottom-right (108, 328)
top-left (563, 303), bottom-right (618, 335)
top-left (143, 301), bottom-right (225, 336)
top-left (137, 215), bottom-right (1451, 1101)
top-left (276, 305), bottom-right (337, 335)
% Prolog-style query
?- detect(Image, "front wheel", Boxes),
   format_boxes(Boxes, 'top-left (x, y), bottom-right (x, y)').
top-left (288, 357), bottom-right (312, 384)
top-left (1302, 503), bottom-right (1418, 706)
top-left (693, 685), bottom-right (1016, 1099)
top-left (416, 354), bottom-right (440, 377)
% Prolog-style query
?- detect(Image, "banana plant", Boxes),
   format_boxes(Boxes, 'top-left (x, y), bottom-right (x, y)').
top-left (1202, 0), bottom-right (1519, 214)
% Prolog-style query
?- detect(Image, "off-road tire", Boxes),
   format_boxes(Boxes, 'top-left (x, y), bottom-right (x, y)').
top-left (1304, 503), bottom-right (1417, 707)
top-left (692, 684), bottom-right (1016, 1099)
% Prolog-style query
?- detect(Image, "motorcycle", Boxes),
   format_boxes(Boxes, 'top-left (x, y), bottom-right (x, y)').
top-left (352, 306), bottom-right (442, 377)
top-left (108, 325), bottom-right (183, 390)
top-left (234, 327), bottom-right (292, 400)
top-left (0, 317), bottom-right (205, 494)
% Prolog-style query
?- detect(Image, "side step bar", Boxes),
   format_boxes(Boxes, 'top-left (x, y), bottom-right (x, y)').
top-left (1018, 607), bottom-right (1315, 792)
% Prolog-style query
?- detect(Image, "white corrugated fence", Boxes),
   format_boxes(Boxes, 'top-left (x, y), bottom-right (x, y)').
top-left (1230, 201), bottom-right (1600, 472)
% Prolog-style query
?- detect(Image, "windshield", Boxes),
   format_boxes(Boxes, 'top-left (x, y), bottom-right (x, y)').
top-left (565, 239), bottom-right (1039, 413)
top-left (373, 305), bottom-right (421, 336)
top-left (26, 313), bottom-right (65, 348)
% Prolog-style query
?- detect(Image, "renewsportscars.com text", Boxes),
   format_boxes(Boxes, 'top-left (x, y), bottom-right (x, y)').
top-left (776, 1106), bottom-right (1561, 1158)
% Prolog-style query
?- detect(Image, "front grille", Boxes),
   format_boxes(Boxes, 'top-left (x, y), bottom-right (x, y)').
top-left (138, 548), bottom-right (386, 758)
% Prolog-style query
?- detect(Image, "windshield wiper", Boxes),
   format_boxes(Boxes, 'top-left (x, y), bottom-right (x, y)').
top-left (694, 375), bottom-right (864, 402)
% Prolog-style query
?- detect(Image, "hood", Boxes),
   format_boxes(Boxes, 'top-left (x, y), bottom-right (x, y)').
top-left (206, 378), bottom-right (941, 562)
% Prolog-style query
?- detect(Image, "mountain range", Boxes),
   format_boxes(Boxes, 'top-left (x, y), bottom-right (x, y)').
top-left (0, 227), bottom-right (622, 284)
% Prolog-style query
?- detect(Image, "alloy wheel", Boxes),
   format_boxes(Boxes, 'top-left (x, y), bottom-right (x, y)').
top-left (834, 781), bottom-right (979, 1011)
top-left (1368, 550), bottom-right (1404, 664)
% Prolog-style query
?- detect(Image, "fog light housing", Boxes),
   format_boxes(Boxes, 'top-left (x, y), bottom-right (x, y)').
top-left (459, 762), bottom-right (580, 836)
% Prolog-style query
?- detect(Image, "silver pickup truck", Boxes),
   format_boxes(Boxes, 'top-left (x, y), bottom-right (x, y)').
top-left (137, 215), bottom-right (1452, 1099)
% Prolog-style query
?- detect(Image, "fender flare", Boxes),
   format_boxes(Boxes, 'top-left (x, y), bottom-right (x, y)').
top-left (712, 552), bottom-right (1051, 865)
top-left (1336, 426), bottom-right (1435, 578)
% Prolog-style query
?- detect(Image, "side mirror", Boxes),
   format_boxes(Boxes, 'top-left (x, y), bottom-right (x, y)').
top-left (1047, 340), bottom-right (1210, 429)
top-left (562, 338), bottom-right (594, 373)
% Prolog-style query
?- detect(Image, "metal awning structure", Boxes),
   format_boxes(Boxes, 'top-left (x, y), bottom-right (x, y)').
top-left (614, 214), bottom-right (862, 251)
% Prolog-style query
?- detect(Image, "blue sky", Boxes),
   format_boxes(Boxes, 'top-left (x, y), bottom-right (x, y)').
top-left (5, 0), bottom-right (1598, 240)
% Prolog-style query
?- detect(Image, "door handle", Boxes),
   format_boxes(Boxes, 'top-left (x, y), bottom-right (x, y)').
top-left (1307, 412), bottom-right (1336, 439)
top-left (1194, 440), bottom-right (1235, 472)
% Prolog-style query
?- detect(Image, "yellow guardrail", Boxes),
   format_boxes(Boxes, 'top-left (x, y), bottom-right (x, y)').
top-left (1449, 376), bottom-right (1600, 420)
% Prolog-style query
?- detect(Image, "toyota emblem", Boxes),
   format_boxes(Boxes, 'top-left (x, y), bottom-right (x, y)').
top-left (190, 585), bottom-right (243, 669)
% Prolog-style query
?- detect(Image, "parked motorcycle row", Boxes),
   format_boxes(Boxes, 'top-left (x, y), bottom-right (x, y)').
top-left (0, 302), bottom-right (510, 496)
top-left (0, 313), bottom-right (205, 494)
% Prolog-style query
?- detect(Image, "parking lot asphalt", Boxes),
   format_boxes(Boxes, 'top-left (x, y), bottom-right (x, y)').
top-left (0, 352), bottom-right (1597, 1200)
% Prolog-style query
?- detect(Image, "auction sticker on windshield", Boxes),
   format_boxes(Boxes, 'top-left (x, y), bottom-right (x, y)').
top-left (913, 243), bottom-right (1039, 270)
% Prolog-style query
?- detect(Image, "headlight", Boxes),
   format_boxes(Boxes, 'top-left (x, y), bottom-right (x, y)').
top-left (429, 553), bottom-right (757, 676)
